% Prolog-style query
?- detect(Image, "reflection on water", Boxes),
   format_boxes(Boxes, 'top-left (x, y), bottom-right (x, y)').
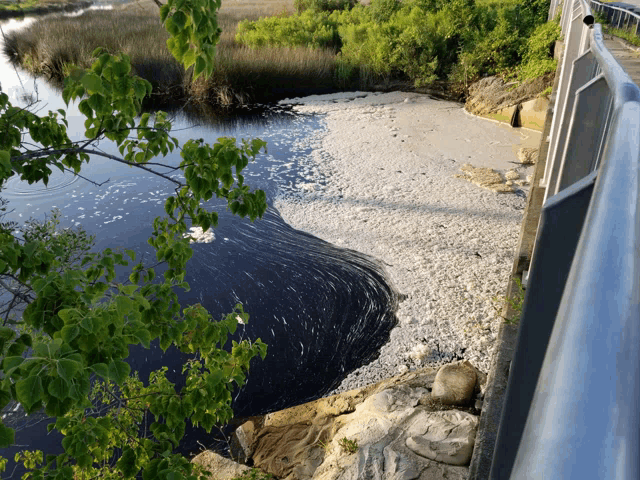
top-left (0, 9), bottom-right (398, 475)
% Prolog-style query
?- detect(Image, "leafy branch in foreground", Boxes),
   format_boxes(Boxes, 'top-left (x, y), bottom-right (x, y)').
top-left (0, 45), bottom-right (268, 479)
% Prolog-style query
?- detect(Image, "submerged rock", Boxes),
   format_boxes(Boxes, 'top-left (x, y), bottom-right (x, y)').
top-left (454, 164), bottom-right (515, 193)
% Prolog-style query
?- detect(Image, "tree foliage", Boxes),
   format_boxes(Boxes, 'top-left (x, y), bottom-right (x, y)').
top-left (0, 2), bottom-right (268, 477)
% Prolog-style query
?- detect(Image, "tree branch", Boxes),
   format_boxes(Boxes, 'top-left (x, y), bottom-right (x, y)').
top-left (0, 276), bottom-right (32, 304)
top-left (12, 147), bottom-right (184, 187)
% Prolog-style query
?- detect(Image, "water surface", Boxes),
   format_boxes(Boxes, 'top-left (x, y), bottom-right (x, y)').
top-left (0, 9), bottom-right (398, 469)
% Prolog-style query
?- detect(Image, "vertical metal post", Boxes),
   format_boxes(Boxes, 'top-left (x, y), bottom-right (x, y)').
top-left (543, 2), bottom-right (591, 188)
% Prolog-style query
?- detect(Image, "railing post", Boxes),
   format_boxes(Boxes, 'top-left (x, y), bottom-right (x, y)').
top-left (543, 48), bottom-right (598, 198)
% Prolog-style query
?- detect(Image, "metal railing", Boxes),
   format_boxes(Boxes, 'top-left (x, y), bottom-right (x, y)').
top-left (489, 0), bottom-right (640, 477)
top-left (589, 0), bottom-right (640, 35)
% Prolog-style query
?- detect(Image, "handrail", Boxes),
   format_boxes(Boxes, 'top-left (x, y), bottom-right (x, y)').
top-left (489, 0), bottom-right (640, 477)
top-left (589, 0), bottom-right (640, 34)
top-left (511, 23), bottom-right (640, 475)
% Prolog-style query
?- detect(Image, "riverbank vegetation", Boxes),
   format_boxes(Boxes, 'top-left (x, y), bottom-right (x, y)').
top-left (5, 0), bottom-right (560, 105)
top-left (0, 0), bottom-right (90, 19)
top-left (236, 0), bottom-right (561, 96)
top-left (5, 0), bottom-right (341, 106)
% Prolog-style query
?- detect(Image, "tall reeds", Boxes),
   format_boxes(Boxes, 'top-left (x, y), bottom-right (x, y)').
top-left (3, 0), bottom-right (343, 106)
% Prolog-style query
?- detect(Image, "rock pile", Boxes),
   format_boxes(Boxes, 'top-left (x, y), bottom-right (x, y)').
top-left (194, 361), bottom-right (487, 480)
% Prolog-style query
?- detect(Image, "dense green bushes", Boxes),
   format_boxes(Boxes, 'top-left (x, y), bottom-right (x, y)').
top-left (294, 0), bottom-right (357, 14)
top-left (237, 0), bottom-right (559, 92)
top-left (236, 10), bottom-right (339, 48)
top-left (517, 19), bottom-right (561, 80)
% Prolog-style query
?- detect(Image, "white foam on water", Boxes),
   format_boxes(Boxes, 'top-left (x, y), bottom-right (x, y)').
top-left (275, 91), bottom-right (539, 391)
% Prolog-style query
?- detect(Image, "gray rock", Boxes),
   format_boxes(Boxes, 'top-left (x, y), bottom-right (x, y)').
top-left (405, 411), bottom-right (479, 466)
top-left (312, 387), bottom-right (477, 479)
top-left (191, 451), bottom-right (251, 480)
top-left (431, 360), bottom-right (477, 405)
top-left (231, 420), bottom-right (256, 464)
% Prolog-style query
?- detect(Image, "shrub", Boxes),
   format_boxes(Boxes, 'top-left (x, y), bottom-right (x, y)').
top-left (236, 10), bottom-right (339, 48)
top-left (517, 18), bottom-right (561, 81)
top-left (294, 0), bottom-right (356, 14)
top-left (369, 0), bottom-right (401, 23)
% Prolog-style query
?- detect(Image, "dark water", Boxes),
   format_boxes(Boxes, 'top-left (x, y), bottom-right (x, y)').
top-left (0, 10), bottom-right (398, 473)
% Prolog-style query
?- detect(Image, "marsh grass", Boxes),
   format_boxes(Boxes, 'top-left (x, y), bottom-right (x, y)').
top-left (3, 0), bottom-right (349, 106)
top-left (0, 0), bottom-right (90, 18)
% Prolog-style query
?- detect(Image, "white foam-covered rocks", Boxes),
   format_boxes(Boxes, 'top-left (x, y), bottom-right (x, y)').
top-left (405, 410), bottom-right (479, 466)
top-left (275, 91), bottom-right (539, 391)
top-left (313, 386), bottom-right (475, 480)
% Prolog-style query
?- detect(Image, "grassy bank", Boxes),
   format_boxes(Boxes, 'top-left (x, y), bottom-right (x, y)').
top-left (236, 0), bottom-right (561, 96)
top-left (4, 0), bottom-right (344, 107)
top-left (4, 0), bottom-right (561, 106)
top-left (0, 0), bottom-right (91, 19)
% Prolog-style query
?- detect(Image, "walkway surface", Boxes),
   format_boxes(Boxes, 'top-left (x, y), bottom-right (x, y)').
top-left (604, 35), bottom-right (640, 82)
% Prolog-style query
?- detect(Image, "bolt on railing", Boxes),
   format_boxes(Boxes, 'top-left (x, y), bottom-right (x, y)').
top-left (489, 0), bottom-right (640, 477)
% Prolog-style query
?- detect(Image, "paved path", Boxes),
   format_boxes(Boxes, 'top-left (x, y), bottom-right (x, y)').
top-left (604, 35), bottom-right (640, 84)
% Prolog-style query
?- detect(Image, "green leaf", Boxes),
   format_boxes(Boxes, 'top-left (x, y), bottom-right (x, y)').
top-left (134, 329), bottom-right (151, 349)
top-left (15, 375), bottom-right (43, 410)
top-left (79, 315), bottom-right (94, 333)
top-left (81, 73), bottom-right (104, 93)
top-left (0, 150), bottom-right (11, 176)
top-left (172, 11), bottom-right (188, 29)
top-left (2, 356), bottom-right (24, 374)
top-left (57, 359), bottom-right (80, 382)
top-left (48, 377), bottom-right (69, 400)
top-left (116, 446), bottom-right (138, 478)
top-left (0, 424), bottom-right (15, 448)
top-left (108, 359), bottom-right (131, 384)
top-left (0, 389), bottom-right (11, 410)
top-left (60, 324), bottom-right (80, 343)
top-left (194, 56), bottom-right (206, 77)
top-left (120, 284), bottom-right (138, 296)
top-left (90, 363), bottom-right (109, 379)
top-left (182, 48), bottom-right (197, 69)
top-left (0, 327), bottom-right (15, 342)
top-left (69, 68), bottom-right (85, 82)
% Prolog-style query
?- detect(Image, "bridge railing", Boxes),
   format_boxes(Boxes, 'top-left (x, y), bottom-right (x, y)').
top-left (588, 0), bottom-right (640, 35)
top-left (488, 0), bottom-right (640, 477)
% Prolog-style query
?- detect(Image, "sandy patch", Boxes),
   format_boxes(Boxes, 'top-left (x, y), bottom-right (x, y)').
top-left (275, 91), bottom-right (539, 392)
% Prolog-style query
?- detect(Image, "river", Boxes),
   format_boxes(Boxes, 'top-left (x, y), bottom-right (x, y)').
top-left (0, 8), bottom-right (398, 474)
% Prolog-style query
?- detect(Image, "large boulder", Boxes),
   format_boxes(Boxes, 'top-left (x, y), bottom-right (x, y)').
top-left (431, 360), bottom-right (478, 406)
